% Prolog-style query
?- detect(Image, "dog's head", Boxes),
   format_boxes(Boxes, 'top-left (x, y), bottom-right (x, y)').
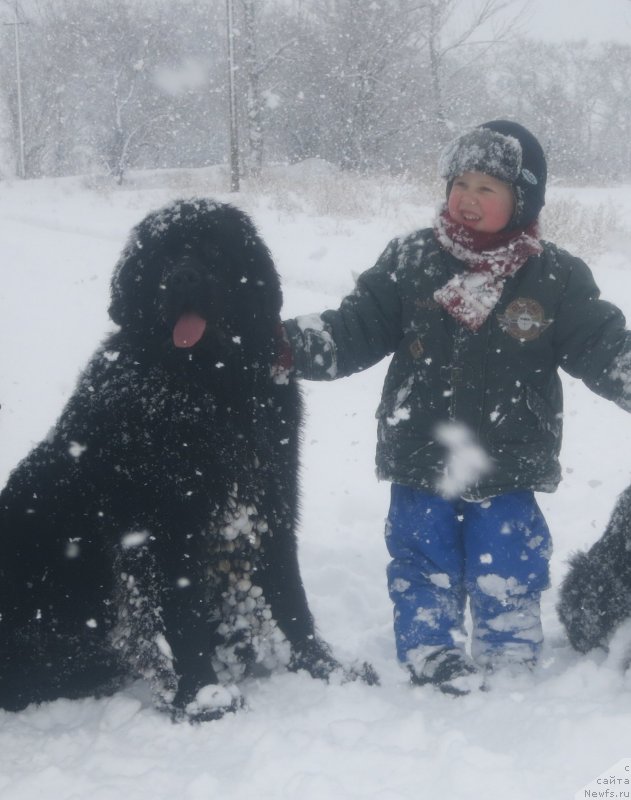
top-left (109, 199), bottom-right (282, 365)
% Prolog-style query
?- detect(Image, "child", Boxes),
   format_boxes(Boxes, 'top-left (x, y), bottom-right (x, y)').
top-left (281, 120), bottom-right (631, 695)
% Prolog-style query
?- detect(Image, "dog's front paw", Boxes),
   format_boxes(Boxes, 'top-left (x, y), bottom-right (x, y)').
top-left (344, 660), bottom-right (380, 686)
top-left (289, 637), bottom-right (340, 679)
top-left (171, 683), bottom-right (244, 723)
top-left (290, 639), bottom-right (379, 686)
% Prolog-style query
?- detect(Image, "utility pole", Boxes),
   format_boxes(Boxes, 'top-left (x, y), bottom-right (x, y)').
top-left (226, 0), bottom-right (239, 192)
top-left (3, 1), bottom-right (26, 178)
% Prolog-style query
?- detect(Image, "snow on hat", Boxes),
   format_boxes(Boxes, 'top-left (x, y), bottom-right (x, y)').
top-left (439, 120), bottom-right (547, 228)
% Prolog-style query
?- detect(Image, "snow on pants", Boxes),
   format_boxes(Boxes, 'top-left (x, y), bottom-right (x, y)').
top-left (385, 484), bottom-right (552, 667)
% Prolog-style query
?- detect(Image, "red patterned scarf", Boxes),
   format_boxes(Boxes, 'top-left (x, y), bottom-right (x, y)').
top-left (433, 206), bottom-right (542, 331)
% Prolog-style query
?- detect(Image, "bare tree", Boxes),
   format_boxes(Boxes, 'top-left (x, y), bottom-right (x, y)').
top-left (593, 43), bottom-right (631, 179)
top-left (237, 0), bottom-right (297, 177)
top-left (416, 0), bottom-right (527, 148)
top-left (0, 0), bottom-right (83, 178)
top-left (78, 1), bottom-right (178, 183)
top-left (276, 0), bottom-right (427, 172)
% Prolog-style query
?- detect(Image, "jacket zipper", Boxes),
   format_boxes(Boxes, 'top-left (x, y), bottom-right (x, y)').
top-left (476, 323), bottom-right (493, 438)
top-left (448, 324), bottom-right (466, 421)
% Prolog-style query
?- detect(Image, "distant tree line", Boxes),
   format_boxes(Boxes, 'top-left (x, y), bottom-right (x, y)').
top-left (0, 0), bottom-right (630, 184)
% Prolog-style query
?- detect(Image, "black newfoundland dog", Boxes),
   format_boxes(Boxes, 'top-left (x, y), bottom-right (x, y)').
top-left (558, 484), bottom-right (631, 656)
top-left (0, 198), bottom-right (367, 722)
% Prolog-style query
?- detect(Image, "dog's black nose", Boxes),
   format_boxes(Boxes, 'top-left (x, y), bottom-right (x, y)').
top-left (170, 267), bottom-right (202, 291)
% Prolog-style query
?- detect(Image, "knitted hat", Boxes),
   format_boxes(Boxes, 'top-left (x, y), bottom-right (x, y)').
top-left (439, 120), bottom-right (547, 229)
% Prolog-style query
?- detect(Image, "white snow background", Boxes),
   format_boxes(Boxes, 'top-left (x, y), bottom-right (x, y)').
top-left (2, 170), bottom-right (631, 799)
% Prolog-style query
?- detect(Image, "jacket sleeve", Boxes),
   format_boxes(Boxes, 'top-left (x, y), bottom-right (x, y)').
top-left (553, 251), bottom-right (631, 411)
top-left (283, 239), bottom-right (403, 380)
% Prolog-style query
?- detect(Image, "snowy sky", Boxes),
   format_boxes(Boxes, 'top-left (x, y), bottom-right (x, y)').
top-left (522, 0), bottom-right (631, 43)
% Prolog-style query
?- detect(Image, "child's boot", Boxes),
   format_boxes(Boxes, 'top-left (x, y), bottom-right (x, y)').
top-left (408, 646), bottom-right (482, 696)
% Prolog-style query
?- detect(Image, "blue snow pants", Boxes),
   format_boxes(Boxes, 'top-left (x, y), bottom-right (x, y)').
top-left (385, 484), bottom-right (552, 667)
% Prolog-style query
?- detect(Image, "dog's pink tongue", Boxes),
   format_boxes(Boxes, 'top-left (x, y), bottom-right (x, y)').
top-left (173, 312), bottom-right (207, 348)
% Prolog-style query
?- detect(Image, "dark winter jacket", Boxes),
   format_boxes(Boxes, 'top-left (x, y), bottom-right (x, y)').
top-left (284, 228), bottom-right (631, 500)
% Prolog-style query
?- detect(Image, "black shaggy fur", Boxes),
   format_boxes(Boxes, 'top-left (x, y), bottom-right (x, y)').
top-left (558, 485), bottom-right (631, 654)
top-left (0, 198), bottom-right (365, 721)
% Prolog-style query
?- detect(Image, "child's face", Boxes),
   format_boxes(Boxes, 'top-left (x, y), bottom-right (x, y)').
top-left (447, 171), bottom-right (515, 233)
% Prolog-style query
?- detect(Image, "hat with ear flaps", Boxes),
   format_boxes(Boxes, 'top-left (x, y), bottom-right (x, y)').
top-left (439, 120), bottom-right (547, 229)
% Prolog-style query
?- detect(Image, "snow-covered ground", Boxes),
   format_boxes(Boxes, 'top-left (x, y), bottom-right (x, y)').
top-left (2, 171), bottom-right (631, 799)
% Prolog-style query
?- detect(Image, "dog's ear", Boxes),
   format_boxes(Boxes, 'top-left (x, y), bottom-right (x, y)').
top-left (109, 246), bottom-right (135, 328)
top-left (231, 208), bottom-right (283, 323)
top-left (109, 237), bottom-right (146, 330)
top-left (109, 220), bottom-right (163, 333)
top-left (108, 266), bottom-right (126, 326)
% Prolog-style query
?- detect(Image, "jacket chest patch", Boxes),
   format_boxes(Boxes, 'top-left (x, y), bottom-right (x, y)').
top-left (497, 298), bottom-right (552, 341)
